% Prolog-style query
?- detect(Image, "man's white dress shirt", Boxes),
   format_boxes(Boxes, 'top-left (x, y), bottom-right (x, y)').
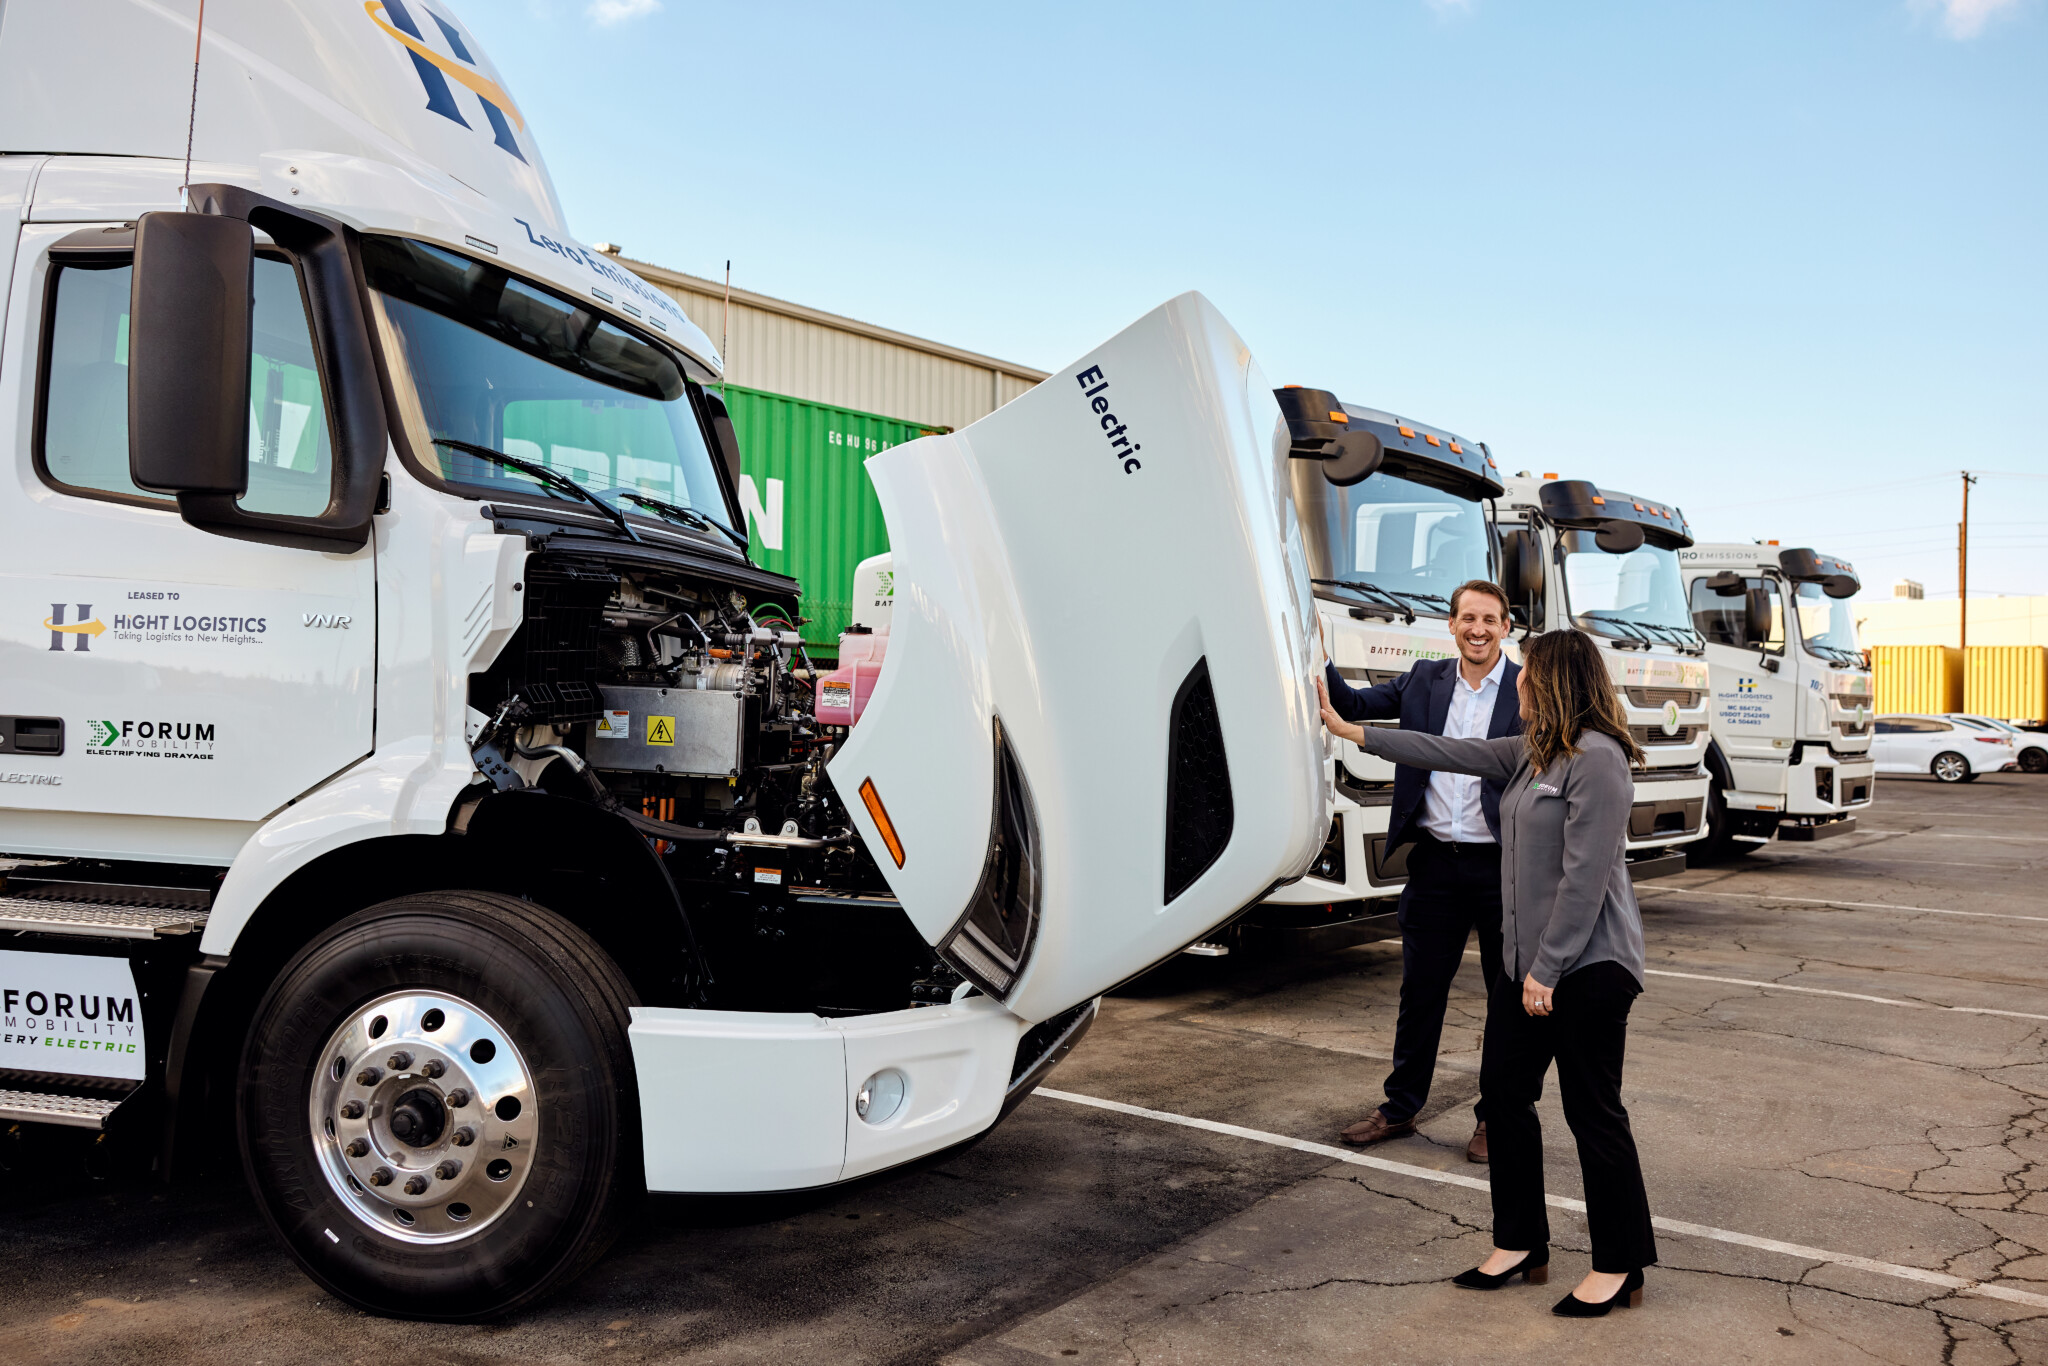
top-left (1417, 653), bottom-right (1506, 844)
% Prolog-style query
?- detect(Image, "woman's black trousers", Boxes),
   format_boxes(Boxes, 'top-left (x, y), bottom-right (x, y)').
top-left (1481, 959), bottom-right (1657, 1272)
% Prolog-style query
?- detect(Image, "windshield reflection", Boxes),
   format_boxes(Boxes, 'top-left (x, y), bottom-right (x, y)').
top-left (1293, 461), bottom-right (1491, 615)
top-left (1561, 532), bottom-right (1697, 642)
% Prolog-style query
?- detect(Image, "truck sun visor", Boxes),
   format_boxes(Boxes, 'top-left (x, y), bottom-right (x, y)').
top-left (1778, 548), bottom-right (1861, 599)
top-left (939, 720), bottom-right (1041, 997)
top-left (1275, 386), bottom-right (1503, 500)
top-left (1538, 479), bottom-right (1695, 550)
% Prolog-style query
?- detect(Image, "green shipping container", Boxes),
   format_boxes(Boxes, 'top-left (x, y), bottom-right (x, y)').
top-left (716, 385), bottom-right (945, 658)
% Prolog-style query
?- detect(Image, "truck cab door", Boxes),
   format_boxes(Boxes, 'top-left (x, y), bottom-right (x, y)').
top-left (830, 293), bottom-right (1328, 1024)
top-left (1, 184), bottom-right (375, 860)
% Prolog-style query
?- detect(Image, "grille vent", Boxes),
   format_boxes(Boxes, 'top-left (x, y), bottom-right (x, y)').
top-left (1164, 659), bottom-right (1234, 903)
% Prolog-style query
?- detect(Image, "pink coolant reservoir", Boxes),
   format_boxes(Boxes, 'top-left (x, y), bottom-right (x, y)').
top-left (815, 627), bottom-right (888, 727)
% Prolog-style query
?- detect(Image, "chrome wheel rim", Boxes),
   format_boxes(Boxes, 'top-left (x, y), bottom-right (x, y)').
top-left (308, 991), bottom-right (539, 1244)
top-left (1933, 754), bottom-right (1967, 782)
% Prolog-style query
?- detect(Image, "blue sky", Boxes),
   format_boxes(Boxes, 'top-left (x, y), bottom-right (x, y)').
top-left (465, 0), bottom-right (2045, 600)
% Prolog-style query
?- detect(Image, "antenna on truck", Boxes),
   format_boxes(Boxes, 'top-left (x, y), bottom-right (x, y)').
top-left (180, 0), bottom-right (208, 209)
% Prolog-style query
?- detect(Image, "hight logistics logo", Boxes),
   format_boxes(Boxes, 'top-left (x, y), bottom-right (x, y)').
top-left (365, 0), bottom-right (527, 163)
top-left (45, 603), bottom-right (103, 652)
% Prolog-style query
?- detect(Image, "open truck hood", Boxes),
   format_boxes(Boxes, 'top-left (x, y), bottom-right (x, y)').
top-left (829, 293), bottom-right (1328, 1024)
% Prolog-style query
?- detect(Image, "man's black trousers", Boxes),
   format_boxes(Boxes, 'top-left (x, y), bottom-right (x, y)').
top-left (1380, 834), bottom-right (1504, 1125)
top-left (1482, 960), bottom-right (1658, 1272)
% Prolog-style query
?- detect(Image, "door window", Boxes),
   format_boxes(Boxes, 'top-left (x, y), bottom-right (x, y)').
top-left (38, 254), bottom-right (334, 516)
top-left (1687, 574), bottom-right (1783, 650)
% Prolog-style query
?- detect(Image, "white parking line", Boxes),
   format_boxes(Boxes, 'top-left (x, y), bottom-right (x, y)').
top-left (1641, 886), bottom-right (2048, 925)
top-left (1038, 1089), bottom-right (2048, 1314)
top-left (1460, 951), bottom-right (2048, 1021)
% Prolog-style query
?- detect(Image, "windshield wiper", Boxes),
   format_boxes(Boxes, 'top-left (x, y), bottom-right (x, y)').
top-left (1313, 578), bottom-right (1416, 625)
top-left (609, 489), bottom-right (754, 561)
top-left (1388, 589), bottom-right (1454, 611)
top-left (1578, 612), bottom-right (1655, 645)
top-left (434, 438), bottom-right (640, 543)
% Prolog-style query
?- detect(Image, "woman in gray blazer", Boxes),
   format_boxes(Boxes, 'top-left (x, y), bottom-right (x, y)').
top-left (1316, 628), bottom-right (1656, 1317)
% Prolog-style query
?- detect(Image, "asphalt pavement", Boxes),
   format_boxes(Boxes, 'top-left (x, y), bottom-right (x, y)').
top-left (5, 773), bottom-right (2045, 1365)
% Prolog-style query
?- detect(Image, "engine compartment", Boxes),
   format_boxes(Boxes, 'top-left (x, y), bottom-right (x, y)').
top-left (464, 553), bottom-right (958, 1017)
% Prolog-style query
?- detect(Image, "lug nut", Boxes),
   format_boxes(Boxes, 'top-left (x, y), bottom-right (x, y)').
top-left (345, 1138), bottom-right (369, 1158)
top-left (446, 1088), bottom-right (470, 1108)
top-left (387, 1051), bottom-right (414, 1071)
top-left (340, 1100), bottom-right (365, 1120)
top-left (435, 1159), bottom-right (462, 1180)
top-left (420, 1059), bottom-right (446, 1079)
top-left (369, 1167), bottom-right (394, 1187)
top-left (404, 1175), bottom-right (429, 1195)
top-left (453, 1126), bottom-right (476, 1147)
top-left (356, 1066), bottom-right (383, 1087)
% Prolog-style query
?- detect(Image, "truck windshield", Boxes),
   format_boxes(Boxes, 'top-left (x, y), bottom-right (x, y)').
top-left (1292, 462), bottom-right (1490, 615)
top-left (1792, 581), bottom-right (1862, 660)
top-left (1561, 532), bottom-right (1696, 641)
top-left (362, 236), bottom-right (725, 520)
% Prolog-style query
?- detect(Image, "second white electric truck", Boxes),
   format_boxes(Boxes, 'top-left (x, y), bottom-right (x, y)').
top-left (1493, 475), bottom-right (1712, 875)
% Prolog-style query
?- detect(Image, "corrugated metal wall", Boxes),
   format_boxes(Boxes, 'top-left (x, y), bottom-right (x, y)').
top-left (1873, 645), bottom-right (1963, 715)
top-left (621, 257), bottom-right (1044, 432)
top-left (1965, 645), bottom-right (2048, 724)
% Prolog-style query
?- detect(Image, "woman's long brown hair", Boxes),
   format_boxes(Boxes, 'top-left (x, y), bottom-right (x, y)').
top-left (1520, 630), bottom-right (1646, 772)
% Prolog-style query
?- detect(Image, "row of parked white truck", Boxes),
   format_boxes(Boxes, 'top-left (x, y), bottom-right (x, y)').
top-left (0, 0), bottom-right (1878, 1321)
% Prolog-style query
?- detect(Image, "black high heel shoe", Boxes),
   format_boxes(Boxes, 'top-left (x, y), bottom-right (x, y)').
top-left (1552, 1267), bottom-right (1644, 1317)
top-left (1451, 1245), bottom-right (1550, 1289)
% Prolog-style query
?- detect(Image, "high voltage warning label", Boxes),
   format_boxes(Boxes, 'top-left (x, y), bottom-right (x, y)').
top-left (645, 715), bottom-right (675, 746)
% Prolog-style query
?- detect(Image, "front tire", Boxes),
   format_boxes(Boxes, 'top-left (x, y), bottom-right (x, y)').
top-left (239, 892), bottom-right (641, 1320)
top-left (2021, 747), bottom-right (2048, 775)
top-left (1931, 751), bottom-right (1971, 784)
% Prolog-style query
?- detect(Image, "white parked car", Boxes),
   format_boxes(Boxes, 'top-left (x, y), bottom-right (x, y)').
top-left (1949, 715), bottom-right (2048, 774)
top-left (1872, 714), bottom-right (2017, 782)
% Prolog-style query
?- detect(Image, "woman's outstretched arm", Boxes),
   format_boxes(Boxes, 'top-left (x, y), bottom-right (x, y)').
top-left (1316, 677), bottom-right (1524, 783)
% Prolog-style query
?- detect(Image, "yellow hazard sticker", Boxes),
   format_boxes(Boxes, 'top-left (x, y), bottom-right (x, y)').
top-left (646, 715), bottom-right (676, 746)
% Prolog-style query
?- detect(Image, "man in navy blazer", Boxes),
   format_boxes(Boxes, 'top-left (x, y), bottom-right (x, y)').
top-left (1324, 580), bottom-right (1523, 1163)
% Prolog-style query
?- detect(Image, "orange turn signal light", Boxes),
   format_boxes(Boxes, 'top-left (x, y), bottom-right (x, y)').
top-left (858, 778), bottom-right (905, 868)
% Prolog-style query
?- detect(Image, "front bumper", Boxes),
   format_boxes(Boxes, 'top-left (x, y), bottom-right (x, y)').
top-left (1261, 787), bottom-right (1406, 907)
top-left (1626, 769), bottom-right (1711, 850)
top-left (629, 993), bottom-right (1085, 1193)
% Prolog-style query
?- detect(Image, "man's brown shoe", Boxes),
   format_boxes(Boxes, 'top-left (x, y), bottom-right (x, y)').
top-left (1339, 1110), bottom-right (1415, 1146)
top-left (1466, 1121), bottom-right (1489, 1164)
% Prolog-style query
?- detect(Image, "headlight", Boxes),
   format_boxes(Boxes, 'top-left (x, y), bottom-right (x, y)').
top-left (939, 717), bottom-right (1040, 997)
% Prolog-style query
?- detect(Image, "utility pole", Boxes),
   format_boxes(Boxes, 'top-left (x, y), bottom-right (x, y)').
top-left (1959, 470), bottom-right (1978, 651)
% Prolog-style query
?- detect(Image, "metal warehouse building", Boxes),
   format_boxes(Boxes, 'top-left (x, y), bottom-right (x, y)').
top-left (618, 254), bottom-right (1047, 431)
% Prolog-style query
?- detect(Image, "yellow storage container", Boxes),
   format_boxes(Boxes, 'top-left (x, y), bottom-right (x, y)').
top-left (1873, 645), bottom-right (1962, 715)
top-left (1966, 645), bottom-right (2048, 724)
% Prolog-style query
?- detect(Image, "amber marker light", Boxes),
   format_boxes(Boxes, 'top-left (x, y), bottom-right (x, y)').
top-left (1425, 434), bottom-right (1441, 446)
top-left (859, 778), bottom-right (905, 868)
top-left (1329, 411), bottom-right (1348, 422)
top-left (1398, 425), bottom-right (1416, 438)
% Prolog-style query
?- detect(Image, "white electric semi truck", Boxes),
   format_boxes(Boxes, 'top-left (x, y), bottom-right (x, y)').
top-left (1229, 386), bottom-right (1506, 951)
top-left (1492, 474), bottom-right (1712, 875)
top-left (0, 0), bottom-right (1330, 1318)
top-left (1678, 545), bottom-right (1873, 855)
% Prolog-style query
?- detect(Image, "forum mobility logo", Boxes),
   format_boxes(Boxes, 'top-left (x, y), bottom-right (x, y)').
top-left (365, 0), bottom-right (527, 163)
top-left (46, 604), bottom-right (104, 652)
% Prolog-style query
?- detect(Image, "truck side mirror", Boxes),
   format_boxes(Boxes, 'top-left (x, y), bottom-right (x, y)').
top-left (1593, 519), bottom-right (1645, 553)
top-left (1499, 528), bottom-right (1545, 602)
top-left (1320, 429), bottom-right (1383, 487)
top-left (1743, 587), bottom-right (1774, 645)
top-left (1704, 570), bottom-right (1745, 597)
top-left (128, 212), bottom-right (254, 497)
top-left (701, 389), bottom-right (743, 493)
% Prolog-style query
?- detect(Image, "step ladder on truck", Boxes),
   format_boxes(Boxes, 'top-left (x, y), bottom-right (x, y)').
top-left (1677, 545), bottom-right (1873, 855)
top-left (1491, 475), bottom-right (1714, 880)
top-left (0, 0), bottom-right (1331, 1319)
top-left (1183, 386), bottom-right (1509, 958)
